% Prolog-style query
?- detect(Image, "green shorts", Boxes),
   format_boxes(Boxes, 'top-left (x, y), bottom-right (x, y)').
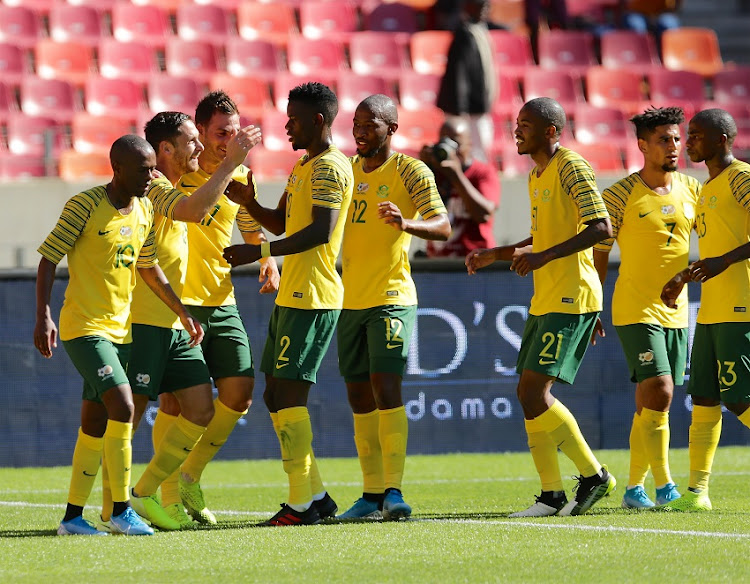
top-left (516, 312), bottom-right (599, 384)
top-left (337, 305), bottom-right (416, 382)
top-left (62, 336), bottom-right (131, 404)
top-left (688, 322), bottom-right (750, 403)
top-left (260, 305), bottom-right (340, 383)
top-left (186, 304), bottom-right (254, 380)
top-left (128, 324), bottom-right (211, 400)
top-left (615, 324), bottom-right (688, 385)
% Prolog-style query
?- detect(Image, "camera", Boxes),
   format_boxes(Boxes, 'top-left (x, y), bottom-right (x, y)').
top-left (433, 137), bottom-right (459, 162)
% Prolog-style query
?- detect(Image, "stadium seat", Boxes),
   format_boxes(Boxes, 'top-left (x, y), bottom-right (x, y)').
top-left (647, 69), bottom-right (705, 110)
top-left (538, 30), bottom-right (597, 77)
top-left (711, 67), bottom-right (750, 104)
top-left (0, 154), bottom-right (47, 180)
top-left (497, 142), bottom-right (534, 177)
top-left (273, 73), bottom-right (338, 112)
top-left (350, 32), bottom-right (409, 82)
top-left (488, 0), bottom-right (526, 32)
top-left (362, 2), bottom-right (418, 41)
top-left (20, 77), bottom-right (78, 123)
top-left (410, 31), bottom-right (453, 76)
top-left (248, 147), bottom-right (301, 182)
top-left (573, 105), bottom-right (630, 148)
top-left (71, 112), bottom-right (134, 154)
top-left (0, 5), bottom-right (42, 49)
top-left (1, 0), bottom-right (55, 14)
top-left (67, 0), bottom-right (121, 9)
top-left (662, 27), bottom-right (724, 78)
top-left (98, 40), bottom-right (159, 86)
top-left (7, 114), bottom-right (63, 157)
top-left (488, 30), bottom-right (534, 81)
top-left (225, 39), bottom-right (283, 82)
top-left (260, 109), bottom-right (294, 152)
top-left (148, 76), bottom-right (202, 117)
top-left (49, 5), bottom-right (102, 47)
top-left (112, 4), bottom-right (172, 47)
top-left (491, 73), bottom-right (524, 122)
top-left (567, 141), bottom-right (624, 173)
top-left (0, 81), bottom-right (18, 123)
top-left (600, 30), bottom-right (660, 73)
top-left (286, 38), bottom-right (347, 77)
top-left (586, 67), bottom-right (645, 114)
top-left (523, 69), bottom-right (584, 114)
top-left (391, 107), bottom-right (444, 154)
top-left (59, 149), bottom-right (112, 181)
top-left (337, 72), bottom-right (390, 112)
top-left (130, 0), bottom-right (183, 13)
top-left (209, 74), bottom-right (271, 122)
top-left (0, 43), bottom-right (29, 86)
top-left (35, 40), bottom-right (94, 86)
top-left (237, 2), bottom-right (297, 46)
top-left (300, 2), bottom-right (359, 43)
top-left (331, 108), bottom-right (356, 156)
top-left (176, 4), bottom-right (233, 45)
top-left (85, 77), bottom-right (146, 121)
top-left (165, 39), bottom-right (220, 85)
top-left (398, 72), bottom-right (441, 112)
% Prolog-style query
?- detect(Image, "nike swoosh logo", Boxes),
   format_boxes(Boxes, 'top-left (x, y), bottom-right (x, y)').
top-left (638, 211), bottom-right (652, 218)
top-left (386, 343), bottom-right (402, 350)
top-left (98, 229), bottom-right (111, 235)
top-left (275, 362), bottom-right (289, 369)
top-left (539, 359), bottom-right (556, 365)
top-left (183, 447), bottom-right (193, 452)
top-left (83, 470), bottom-right (97, 476)
top-left (124, 467), bottom-right (131, 472)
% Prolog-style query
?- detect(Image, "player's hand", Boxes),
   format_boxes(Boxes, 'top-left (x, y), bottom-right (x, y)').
top-left (439, 147), bottom-right (462, 176)
top-left (224, 125), bottom-right (262, 167)
top-left (689, 256), bottom-right (729, 283)
top-left (259, 256), bottom-right (280, 294)
top-left (660, 269), bottom-right (688, 308)
top-left (590, 317), bottom-right (605, 346)
top-left (224, 177), bottom-right (257, 207)
top-left (223, 243), bottom-right (260, 267)
top-left (181, 315), bottom-right (204, 347)
top-left (511, 249), bottom-right (548, 277)
top-left (465, 248), bottom-right (495, 275)
top-left (378, 201), bottom-right (407, 231)
top-left (34, 315), bottom-right (57, 358)
top-left (419, 144), bottom-right (438, 167)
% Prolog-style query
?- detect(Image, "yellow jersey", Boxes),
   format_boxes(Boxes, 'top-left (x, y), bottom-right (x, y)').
top-left (38, 185), bottom-right (156, 343)
top-left (277, 145), bottom-right (353, 310)
top-left (695, 158), bottom-right (750, 324)
top-left (596, 172), bottom-right (701, 327)
top-left (342, 153), bottom-right (447, 310)
top-left (177, 165), bottom-right (262, 307)
top-left (528, 147), bottom-right (609, 316)
top-left (131, 175), bottom-right (190, 329)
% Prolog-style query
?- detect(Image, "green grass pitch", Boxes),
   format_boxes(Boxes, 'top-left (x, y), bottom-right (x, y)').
top-left (2, 447), bottom-right (750, 583)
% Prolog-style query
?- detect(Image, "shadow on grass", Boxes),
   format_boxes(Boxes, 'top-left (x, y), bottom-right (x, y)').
top-left (0, 528), bottom-right (59, 538)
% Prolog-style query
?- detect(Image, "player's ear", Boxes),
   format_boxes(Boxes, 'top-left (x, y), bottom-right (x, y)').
top-left (387, 122), bottom-right (398, 135)
top-left (160, 140), bottom-right (172, 156)
top-left (637, 137), bottom-right (647, 154)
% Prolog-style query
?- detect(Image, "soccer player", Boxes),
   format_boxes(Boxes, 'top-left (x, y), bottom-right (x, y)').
top-left (465, 97), bottom-right (616, 517)
top-left (223, 82), bottom-right (353, 526)
top-left (34, 135), bottom-right (203, 536)
top-left (594, 107), bottom-right (700, 509)
top-left (336, 95), bottom-right (450, 520)
top-left (661, 108), bottom-right (750, 511)
top-left (166, 91), bottom-right (279, 525)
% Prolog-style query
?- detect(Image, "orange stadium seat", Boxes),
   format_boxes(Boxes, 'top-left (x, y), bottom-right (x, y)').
top-left (600, 30), bottom-right (660, 72)
top-left (489, 30), bottom-right (534, 82)
top-left (523, 69), bottom-right (584, 114)
top-left (98, 39), bottom-right (159, 85)
top-left (300, 2), bottom-right (359, 43)
top-left (492, 73), bottom-right (524, 121)
top-left (49, 4), bottom-right (103, 47)
top-left (148, 75), bottom-right (202, 116)
top-left (398, 72), bottom-right (441, 112)
top-left (488, 0), bottom-right (526, 32)
top-left (0, 43), bottom-right (29, 86)
top-left (209, 74), bottom-right (271, 122)
top-left (0, 81), bottom-right (17, 123)
top-left (573, 104), bottom-right (630, 148)
top-left (0, 6), bottom-right (42, 49)
top-left (20, 77), bottom-right (78, 123)
top-left (35, 40), bottom-right (94, 86)
top-left (225, 39), bottom-right (283, 82)
top-left (287, 38), bottom-right (347, 77)
top-left (586, 67), bottom-right (645, 114)
top-left (176, 4), bottom-right (233, 44)
top-left (538, 30), bottom-right (597, 77)
top-left (7, 114), bottom-right (63, 157)
top-left (273, 73), bottom-right (339, 112)
top-left (112, 4), bottom-right (172, 47)
top-left (0, 155), bottom-right (47, 180)
top-left (568, 142), bottom-right (624, 173)
top-left (337, 72), bottom-right (391, 112)
top-left (350, 32), bottom-right (409, 82)
top-left (85, 77), bottom-right (146, 121)
top-left (71, 113), bottom-right (134, 154)
top-left (260, 109), bottom-right (293, 151)
top-left (391, 107), bottom-right (444, 155)
top-left (59, 149), bottom-right (112, 181)
top-left (248, 147), bottom-right (301, 182)
top-left (165, 39), bottom-right (220, 85)
top-left (410, 31), bottom-right (453, 76)
top-left (711, 67), bottom-right (750, 104)
top-left (362, 2), bottom-right (419, 38)
top-left (647, 69), bottom-right (705, 110)
top-left (662, 27), bottom-right (724, 78)
top-left (237, 2), bottom-right (297, 46)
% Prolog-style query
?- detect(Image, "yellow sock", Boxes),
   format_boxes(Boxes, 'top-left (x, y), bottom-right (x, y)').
top-left (380, 406), bottom-right (408, 491)
top-left (353, 410), bottom-right (384, 494)
top-left (628, 412), bottom-right (650, 487)
top-left (153, 409), bottom-right (181, 506)
top-left (136, 415), bottom-right (206, 497)
top-left (104, 420), bottom-right (133, 504)
top-left (689, 405), bottom-right (722, 491)
top-left (640, 408), bottom-right (672, 487)
top-left (101, 448), bottom-right (112, 521)
top-left (271, 412), bottom-right (324, 497)
top-left (181, 398), bottom-right (245, 482)
top-left (525, 417), bottom-right (563, 492)
top-left (277, 406), bottom-right (313, 506)
top-left (537, 400), bottom-right (601, 478)
top-left (67, 428), bottom-right (103, 507)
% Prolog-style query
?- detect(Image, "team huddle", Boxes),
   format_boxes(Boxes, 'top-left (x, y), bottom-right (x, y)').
top-left (32, 81), bottom-right (750, 535)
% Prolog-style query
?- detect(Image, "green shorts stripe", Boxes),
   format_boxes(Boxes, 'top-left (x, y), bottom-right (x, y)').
top-left (62, 336), bottom-right (130, 404)
top-left (186, 304), bottom-right (253, 380)
top-left (516, 312), bottom-right (599, 384)
top-left (337, 305), bottom-right (416, 382)
top-left (615, 324), bottom-right (688, 385)
top-left (688, 323), bottom-right (750, 403)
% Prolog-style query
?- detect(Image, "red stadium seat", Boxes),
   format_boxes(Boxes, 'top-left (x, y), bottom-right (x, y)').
top-left (712, 68), bottom-right (750, 104)
top-left (0, 81), bottom-right (18, 123)
top-left (131, 0), bottom-right (183, 13)
top-left (662, 27), bottom-right (723, 78)
top-left (225, 39), bottom-right (283, 82)
top-left (35, 40), bottom-right (94, 86)
top-left (647, 69), bottom-right (705, 110)
top-left (148, 76), bottom-right (202, 116)
top-left (85, 77), bottom-right (146, 121)
top-left (492, 73), bottom-right (524, 122)
top-left (488, 30), bottom-right (534, 81)
top-left (488, 0), bottom-right (527, 33)
top-left (20, 77), bottom-right (78, 123)
top-left (331, 108), bottom-right (356, 156)
top-left (286, 38), bottom-right (347, 77)
top-left (573, 105), bottom-right (630, 148)
top-left (0, 155), bottom-right (47, 180)
top-left (7, 114), bottom-right (63, 157)
top-left (523, 69), bottom-right (584, 114)
top-left (538, 30), bottom-right (597, 77)
top-left (410, 31), bottom-right (453, 76)
top-left (112, 4), bottom-right (172, 48)
top-left (237, 2), bottom-right (297, 46)
top-left (498, 142), bottom-right (534, 177)
top-left (71, 112), bottom-right (134, 154)
top-left (586, 67), bottom-right (645, 114)
top-left (337, 72), bottom-right (391, 112)
top-left (600, 31), bottom-right (660, 73)
top-left (67, 0), bottom-right (121, 9)
top-left (2, 0), bottom-right (55, 14)
top-left (350, 32), bottom-right (408, 82)
top-left (98, 40), bottom-right (159, 85)
top-left (273, 73), bottom-right (338, 112)
top-left (260, 109), bottom-right (293, 152)
top-left (300, 2), bottom-right (359, 43)
top-left (362, 2), bottom-right (418, 41)
top-left (248, 147), bottom-right (301, 182)
top-left (209, 74), bottom-right (271, 122)
top-left (0, 6), bottom-right (42, 49)
top-left (176, 4), bottom-right (233, 44)
top-left (398, 72), bottom-right (441, 112)
top-left (59, 149), bottom-right (112, 181)
top-left (49, 5), bottom-right (102, 47)
top-left (165, 39), bottom-right (220, 85)
top-left (567, 141), bottom-right (624, 173)
top-left (0, 43), bottom-right (29, 86)
top-left (391, 107), bottom-right (444, 154)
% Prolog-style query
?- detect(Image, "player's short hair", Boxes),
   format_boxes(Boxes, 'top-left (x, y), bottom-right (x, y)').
top-left (288, 82), bottom-right (338, 126)
top-left (522, 97), bottom-right (566, 137)
top-left (194, 90), bottom-right (239, 127)
top-left (358, 94), bottom-right (398, 125)
top-left (630, 107), bottom-right (684, 140)
top-left (692, 108), bottom-right (738, 146)
top-left (110, 134), bottom-right (153, 164)
top-left (144, 111), bottom-right (192, 152)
